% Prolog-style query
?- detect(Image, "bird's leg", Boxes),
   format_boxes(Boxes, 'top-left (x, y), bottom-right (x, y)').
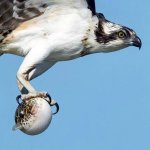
top-left (17, 69), bottom-right (48, 100)
top-left (15, 42), bottom-right (58, 101)
top-left (16, 48), bottom-right (57, 102)
top-left (17, 80), bottom-right (29, 95)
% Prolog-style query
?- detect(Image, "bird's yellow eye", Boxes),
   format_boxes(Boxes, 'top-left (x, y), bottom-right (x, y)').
top-left (118, 31), bottom-right (126, 38)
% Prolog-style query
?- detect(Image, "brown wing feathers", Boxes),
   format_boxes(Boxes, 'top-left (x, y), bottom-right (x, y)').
top-left (86, 0), bottom-right (96, 15)
top-left (0, 0), bottom-right (18, 42)
top-left (0, 0), bottom-right (97, 43)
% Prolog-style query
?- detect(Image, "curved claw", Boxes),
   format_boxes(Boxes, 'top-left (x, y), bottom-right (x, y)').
top-left (16, 95), bottom-right (22, 105)
top-left (45, 93), bottom-right (59, 115)
top-left (45, 93), bottom-right (52, 104)
top-left (51, 102), bottom-right (59, 115)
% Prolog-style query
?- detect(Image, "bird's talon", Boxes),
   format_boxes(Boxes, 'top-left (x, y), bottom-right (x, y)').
top-left (46, 92), bottom-right (51, 100)
top-left (16, 92), bottom-right (59, 115)
top-left (44, 93), bottom-right (59, 114)
top-left (16, 95), bottom-right (22, 105)
top-left (49, 99), bottom-right (59, 115)
top-left (45, 93), bottom-right (52, 103)
top-left (52, 102), bottom-right (59, 115)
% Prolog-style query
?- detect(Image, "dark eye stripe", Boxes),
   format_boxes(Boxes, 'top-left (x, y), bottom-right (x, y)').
top-left (124, 29), bottom-right (131, 37)
top-left (123, 27), bottom-right (135, 37)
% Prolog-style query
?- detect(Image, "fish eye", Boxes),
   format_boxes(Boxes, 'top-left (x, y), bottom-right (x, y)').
top-left (118, 31), bottom-right (126, 38)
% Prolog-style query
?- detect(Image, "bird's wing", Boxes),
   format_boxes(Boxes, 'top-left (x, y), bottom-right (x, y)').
top-left (0, 0), bottom-right (16, 42)
top-left (0, 0), bottom-right (96, 42)
top-left (86, 0), bottom-right (96, 15)
top-left (13, 0), bottom-right (96, 21)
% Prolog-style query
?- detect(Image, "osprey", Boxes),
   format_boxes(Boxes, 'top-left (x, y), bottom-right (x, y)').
top-left (0, 0), bottom-right (141, 100)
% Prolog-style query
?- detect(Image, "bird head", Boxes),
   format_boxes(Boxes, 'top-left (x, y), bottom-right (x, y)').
top-left (95, 13), bottom-right (142, 52)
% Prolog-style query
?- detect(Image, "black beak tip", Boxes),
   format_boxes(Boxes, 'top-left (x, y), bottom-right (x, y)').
top-left (138, 38), bottom-right (142, 50)
top-left (133, 36), bottom-right (142, 50)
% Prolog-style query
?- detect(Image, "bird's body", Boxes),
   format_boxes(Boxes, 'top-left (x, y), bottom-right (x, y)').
top-left (0, 0), bottom-right (142, 100)
top-left (2, 6), bottom-right (96, 60)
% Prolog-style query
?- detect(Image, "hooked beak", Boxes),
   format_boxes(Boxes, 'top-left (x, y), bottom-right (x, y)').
top-left (132, 36), bottom-right (142, 49)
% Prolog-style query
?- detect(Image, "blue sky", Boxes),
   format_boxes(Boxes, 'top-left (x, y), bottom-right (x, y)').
top-left (0, 0), bottom-right (149, 150)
